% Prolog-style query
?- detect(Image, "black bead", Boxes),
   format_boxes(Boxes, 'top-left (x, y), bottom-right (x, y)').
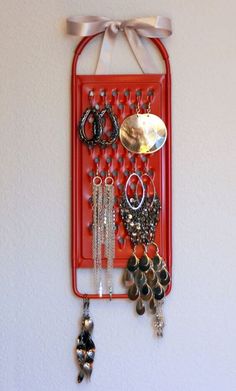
top-left (127, 256), bottom-right (138, 272)
top-left (77, 371), bottom-right (84, 383)
top-left (139, 255), bottom-right (150, 272)
top-left (141, 284), bottom-right (149, 296)
top-left (159, 269), bottom-right (170, 286)
top-left (153, 285), bottom-right (164, 300)
top-left (152, 255), bottom-right (162, 270)
top-left (86, 337), bottom-right (95, 351)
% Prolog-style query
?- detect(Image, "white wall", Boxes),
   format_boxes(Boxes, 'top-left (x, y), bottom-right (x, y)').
top-left (1, 1), bottom-right (236, 390)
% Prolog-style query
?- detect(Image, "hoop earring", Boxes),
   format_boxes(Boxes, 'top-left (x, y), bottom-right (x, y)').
top-left (78, 91), bottom-right (103, 146)
top-left (99, 91), bottom-right (119, 146)
top-left (124, 172), bottom-right (145, 211)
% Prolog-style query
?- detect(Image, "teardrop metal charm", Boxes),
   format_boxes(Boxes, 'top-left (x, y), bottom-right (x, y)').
top-left (136, 298), bottom-right (145, 315)
top-left (128, 283), bottom-right (139, 301)
top-left (83, 317), bottom-right (94, 333)
top-left (76, 348), bottom-right (86, 363)
top-left (77, 370), bottom-right (84, 383)
top-left (134, 269), bottom-right (147, 288)
top-left (83, 362), bottom-right (93, 378)
top-left (149, 297), bottom-right (157, 314)
top-left (140, 283), bottom-right (152, 301)
top-left (146, 268), bottom-right (156, 284)
top-left (122, 269), bottom-right (134, 288)
top-left (86, 349), bottom-right (95, 363)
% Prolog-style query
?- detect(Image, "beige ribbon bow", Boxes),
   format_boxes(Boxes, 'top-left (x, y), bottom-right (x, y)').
top-left (67, 16), bottom-right (172, 74)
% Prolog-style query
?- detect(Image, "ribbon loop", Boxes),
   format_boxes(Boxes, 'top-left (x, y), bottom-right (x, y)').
top-left (67, 15), bottom-right (172, 74)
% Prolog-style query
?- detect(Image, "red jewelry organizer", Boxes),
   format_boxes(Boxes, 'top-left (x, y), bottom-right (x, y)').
top-left (71, 35), bottom-right (172, 299)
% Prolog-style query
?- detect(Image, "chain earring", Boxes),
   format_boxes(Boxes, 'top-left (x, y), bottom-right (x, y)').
top-left (103, 162), bottom-right (115, 298)
top-left (92, 166), bottom-right (103, 297)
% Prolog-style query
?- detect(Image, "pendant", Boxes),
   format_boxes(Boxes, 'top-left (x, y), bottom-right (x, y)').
top-left (119, 113), bottom-right (167, 154)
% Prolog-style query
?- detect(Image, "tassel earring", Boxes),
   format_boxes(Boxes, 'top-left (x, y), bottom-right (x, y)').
top-left (103, 165), bottom-right (115, 298)
top-left (92, 167), bottom-right (103, 297)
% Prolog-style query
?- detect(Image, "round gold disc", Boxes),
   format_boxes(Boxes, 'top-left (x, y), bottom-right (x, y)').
top-left (119, 113), bottom-right (167, 154)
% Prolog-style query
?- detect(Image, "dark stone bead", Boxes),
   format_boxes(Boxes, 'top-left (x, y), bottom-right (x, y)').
top-left (86, 337), bottom-right (95, 351)
top-left (159, 268), bottom-right (170, 286)
top-left (153, 285), bottom-right (165, 300)
top-left (139, 255), bottom-right (150, 271)
top-left (78, 371), bottom-right (84, 383)
top-left (152, 255), bottom-right (162, 271)
top-left (127, 256), bottom-right (138, 272)
top-left (141, 284), bottom-right (149, 296)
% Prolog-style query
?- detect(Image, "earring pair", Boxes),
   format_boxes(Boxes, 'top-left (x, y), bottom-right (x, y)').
top-left (92, 169), bottom-right (115, 298)
top-left (78, 90), bottom-right (119, 146)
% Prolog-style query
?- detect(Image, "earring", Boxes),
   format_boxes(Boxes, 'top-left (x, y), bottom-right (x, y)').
top-left (76, 298), bottom-right (96, 383)
top-left (103, 166), bottom-right (115, 298)
top-left (78, 90), bottom-right (103, 146)
top-left (98, 90), bottom-right (119, 146)
top-left (119, 89), bottom-right (167, 154)
top-left (92, 169), bottom-right (103, 297)
top-left (121, 173), bottom-right (171, 335)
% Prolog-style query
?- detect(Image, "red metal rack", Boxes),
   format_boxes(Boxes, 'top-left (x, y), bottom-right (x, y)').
top-left (71, 35), bottom-right (172, 299)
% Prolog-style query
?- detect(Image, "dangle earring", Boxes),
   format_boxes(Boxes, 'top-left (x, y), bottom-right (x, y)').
top-left (119, 89), bottom-right (167, 154)
top-left (76, 298), bottom-right (96, 383)
top-left (103, 160), bottom-right (116, 298)
top-left (78, 90), bottom-right (103, 146)
top-left (92, 165), bottom-right (103, 297)
top-left (121, 172), bottom-right (171, 335)
top-left (99, 90), bottom-right (119, 146)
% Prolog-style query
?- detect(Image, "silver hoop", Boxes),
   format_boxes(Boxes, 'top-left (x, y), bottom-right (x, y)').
top-left (93, 175), bottom-right (102, 186)
top-left (125, 173), bottom-right (145, 211)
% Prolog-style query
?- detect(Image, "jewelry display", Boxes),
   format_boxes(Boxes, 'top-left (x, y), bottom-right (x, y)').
top-left (76, 298), bottom-right (96, 383)
top-left (68, 14), bottom-right (173, 384)
top-left (119, 92), bottom-right (167, 154)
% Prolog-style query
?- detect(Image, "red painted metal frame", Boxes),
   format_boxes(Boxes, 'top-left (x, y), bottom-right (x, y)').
top-left (71, 35), bottom-right (172, 299)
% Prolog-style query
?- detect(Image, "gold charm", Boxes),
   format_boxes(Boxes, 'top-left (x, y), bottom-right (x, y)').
top-left (119, 113), bottom-right (167, 154)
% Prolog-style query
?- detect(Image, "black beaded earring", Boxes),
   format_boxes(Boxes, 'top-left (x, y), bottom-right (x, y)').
top-left (98, 90), bottom-right (119, 146)
top-left (78, 90), bottom-right (103, 146)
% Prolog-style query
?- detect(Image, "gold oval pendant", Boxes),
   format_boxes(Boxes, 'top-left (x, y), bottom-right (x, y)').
top-left (119, 113), bottom-right (167, 154)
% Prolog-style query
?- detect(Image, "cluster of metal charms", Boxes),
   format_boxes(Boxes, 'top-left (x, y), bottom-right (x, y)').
top-left (78, 91), bottom-right (119, 146)
top-left (76, 299), bottom-right (96, 383)
top-left (122, 246), bottom-right (170, 336)
top-left (120, 177), bottom-right (161, 245)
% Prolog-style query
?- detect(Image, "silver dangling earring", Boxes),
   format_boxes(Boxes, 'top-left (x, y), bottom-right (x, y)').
top-left (103, 165), bottom-right (115, 298)
top-left (76, 298), bottom-right (96, 383)
top-left (92, 167), bottom-right (103, 297)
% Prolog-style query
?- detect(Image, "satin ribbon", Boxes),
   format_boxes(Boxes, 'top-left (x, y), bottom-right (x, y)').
top-left (67, 16), bottom-right (172, 74)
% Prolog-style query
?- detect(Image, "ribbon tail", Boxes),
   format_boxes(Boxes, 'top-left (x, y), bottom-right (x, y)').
top-left (96, 26), bottom-right (117, 74)
top-left (124, 28), bottom-right (159, 74)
